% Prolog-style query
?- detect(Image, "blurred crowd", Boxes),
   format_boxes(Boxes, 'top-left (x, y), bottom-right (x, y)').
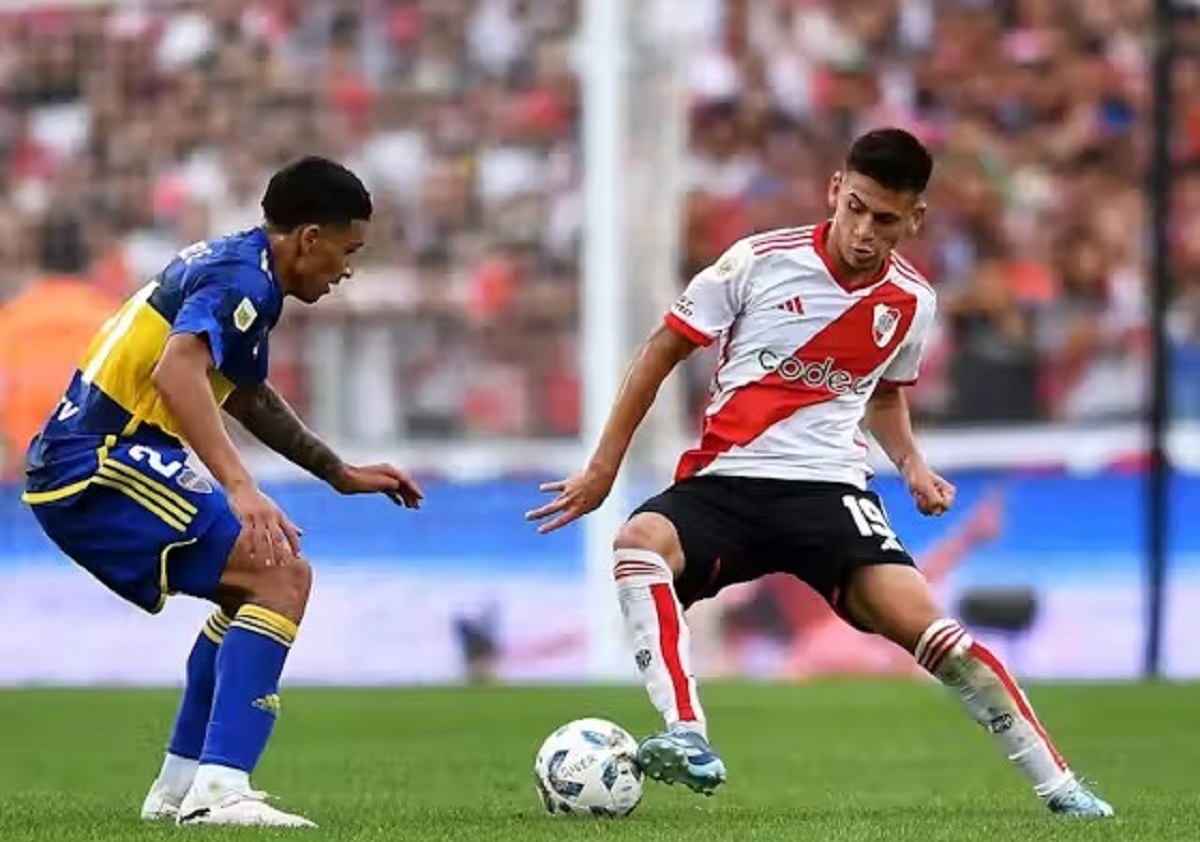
top-left (0, 0), bottom-right (584, 462)
top-left (1, 0), bottom-right (1199, 470)
top-left (680, 0), bottom-right (1200, 425)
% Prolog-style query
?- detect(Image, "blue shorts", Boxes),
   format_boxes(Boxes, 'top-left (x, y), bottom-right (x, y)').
top-left (29, 441), bottom-right (242, 613)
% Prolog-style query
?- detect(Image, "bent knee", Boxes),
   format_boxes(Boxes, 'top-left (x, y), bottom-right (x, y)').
top-left (221, 529), bottom-right (314, 622)
top-left (613, 513), bottom-right (685, 577)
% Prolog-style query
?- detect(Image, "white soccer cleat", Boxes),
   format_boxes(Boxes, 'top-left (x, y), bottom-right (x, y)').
top-left (1045, 777), bottom-right (1114, 818)
top-left (177, 788), bottom-right (317, 828)
top-left (139, 781), bottom-right (182, 821)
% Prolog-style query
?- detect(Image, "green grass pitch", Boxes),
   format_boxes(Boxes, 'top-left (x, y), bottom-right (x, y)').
top-left (1, 681), bottom-right (1197, 841)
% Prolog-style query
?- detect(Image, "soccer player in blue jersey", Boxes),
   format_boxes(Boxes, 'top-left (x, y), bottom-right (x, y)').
top-left (22, 156), bottom-right (422, 828)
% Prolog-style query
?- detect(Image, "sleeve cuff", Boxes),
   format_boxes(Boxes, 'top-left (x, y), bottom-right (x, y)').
top-left (171, 320), bottom-right (227, 370)
top-left (664, 312), bottom-right (714, 347)
top-left (877, 377), bottom-right (917, 390)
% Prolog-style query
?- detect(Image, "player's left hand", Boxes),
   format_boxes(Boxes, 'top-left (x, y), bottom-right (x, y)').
top-left (903, 461), bottom-right (955, 516)
top-left (330, 463), bottom-right (424, 508)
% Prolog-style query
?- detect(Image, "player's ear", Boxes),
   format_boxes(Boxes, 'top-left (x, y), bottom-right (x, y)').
top-left (827, 172), bottom-right (843, 211)
top-left (299, 225), bottom-right (321, 255)
top-left (909, 201), bottom-right (926, 237)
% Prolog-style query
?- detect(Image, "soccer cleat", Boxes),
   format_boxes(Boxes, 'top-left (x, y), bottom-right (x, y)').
top-left (177, 788), bottom-right (316, 828)
top-left (139, 781), bottom-right (182, 821)
top-left (1046, 778), bottom-right (1114, 818)
top-left (636, 728), bottom-right (726, 795)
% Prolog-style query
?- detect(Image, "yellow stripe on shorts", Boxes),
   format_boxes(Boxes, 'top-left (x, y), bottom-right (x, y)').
top-left (103, 460), bottom-right (197, 515)
top-left (91, 474), bottom-right (189, 532)
top-left (96, 466), bottom-right (195, 527)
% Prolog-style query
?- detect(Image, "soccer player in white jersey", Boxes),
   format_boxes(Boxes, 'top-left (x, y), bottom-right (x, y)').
top-left (528, 128), bottom-right (1113, 817)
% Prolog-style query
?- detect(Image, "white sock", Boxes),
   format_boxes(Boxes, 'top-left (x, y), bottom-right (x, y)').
top-left (188, 763), bottom-right (251, 802)
top-left (613, 549), bottom-right (706, 738)
top-left (916, 618), bottom-right (1073, 798)
top-left (155, 752), bottom-right (198, 799)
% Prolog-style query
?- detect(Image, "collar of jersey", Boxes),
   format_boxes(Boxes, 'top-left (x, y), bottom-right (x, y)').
top-left (252, 226), bottom-right (281, 295)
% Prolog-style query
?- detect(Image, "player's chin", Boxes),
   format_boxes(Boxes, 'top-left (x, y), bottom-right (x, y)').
top-left (301, 284), bottom-right (333, 304)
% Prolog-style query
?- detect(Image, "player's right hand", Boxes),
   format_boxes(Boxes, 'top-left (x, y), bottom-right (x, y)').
top-left (228, 483), bottom-right (303, 566)
top-left (525, 467), bottom-right (615, 534)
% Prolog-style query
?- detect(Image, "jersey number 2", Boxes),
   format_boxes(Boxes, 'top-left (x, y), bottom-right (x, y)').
top-left (129, 445), bottom-right (184, 479)
top-left (842, 495), bottom-right (904, 552)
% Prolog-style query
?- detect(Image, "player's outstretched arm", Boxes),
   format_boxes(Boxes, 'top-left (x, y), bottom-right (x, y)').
top-left (223, 381), bottom-right (342, 482)
top-left (223, 380), bottom-right (422, 509)
top-left (526, 325), bottom-right (697, 533)
top-left (864, 385), bottom-right (954, 516)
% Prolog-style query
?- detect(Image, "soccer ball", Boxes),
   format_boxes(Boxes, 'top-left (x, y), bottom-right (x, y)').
top-left (533, 717), bottom-right (644, 817)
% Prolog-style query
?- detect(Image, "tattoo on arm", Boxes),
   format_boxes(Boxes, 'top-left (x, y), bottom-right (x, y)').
top-left (225, 382), bottom-right (344, 482)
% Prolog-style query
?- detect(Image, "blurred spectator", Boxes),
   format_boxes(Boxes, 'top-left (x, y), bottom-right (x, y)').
top-left (0, 242), bottom-right (117, 478)
top-left (1169, 165), bottom-right (1200, 418)
top-left (678, 0), bottom-right (1197, 426)
top-left (941, 255), bottom-right (1042, 424)
top-left (0, 0), bottom-right (582, 467)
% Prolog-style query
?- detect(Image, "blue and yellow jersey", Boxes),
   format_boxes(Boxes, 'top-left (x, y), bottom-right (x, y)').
top-left (22, 227), bottom-right (284, 504)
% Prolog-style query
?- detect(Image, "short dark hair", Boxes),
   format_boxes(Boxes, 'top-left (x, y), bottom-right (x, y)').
top-left (261, 155), bottom-right (373, 229)
top-left (846, 128), bottom-right (933, 195)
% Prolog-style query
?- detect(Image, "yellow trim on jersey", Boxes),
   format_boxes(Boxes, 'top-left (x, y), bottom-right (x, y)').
top-left (151, 537), bottom-right (199, 614)
top-left (20, 436), bottom-right (118, 505)
top-left (77, 280), bottom-right (239, 441)
top-left (84, 297), bottom-right (174, 430)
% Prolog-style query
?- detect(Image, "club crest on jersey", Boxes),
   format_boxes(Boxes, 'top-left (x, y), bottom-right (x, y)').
top-left (872, 304), bottom-right (901, 348)
top-left (176, 468), bottom-right (213, 494)
top-left (713, 240), bottom-right (748, 277)
top-left (233, 297), bottom-right (258, 333)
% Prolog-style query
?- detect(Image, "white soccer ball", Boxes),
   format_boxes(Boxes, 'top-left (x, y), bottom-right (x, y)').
top-left (533, 717), bottom-right (644, 818)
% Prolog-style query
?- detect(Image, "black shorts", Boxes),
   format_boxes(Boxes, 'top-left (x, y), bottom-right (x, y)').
top-left (631, 475), bottom-right (915, 626)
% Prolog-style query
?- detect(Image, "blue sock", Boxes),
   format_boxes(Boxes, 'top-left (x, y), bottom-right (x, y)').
top-left (199, 605), bottom-right (297, 772)
top-left (167, 610), bottom-right (230, 760)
